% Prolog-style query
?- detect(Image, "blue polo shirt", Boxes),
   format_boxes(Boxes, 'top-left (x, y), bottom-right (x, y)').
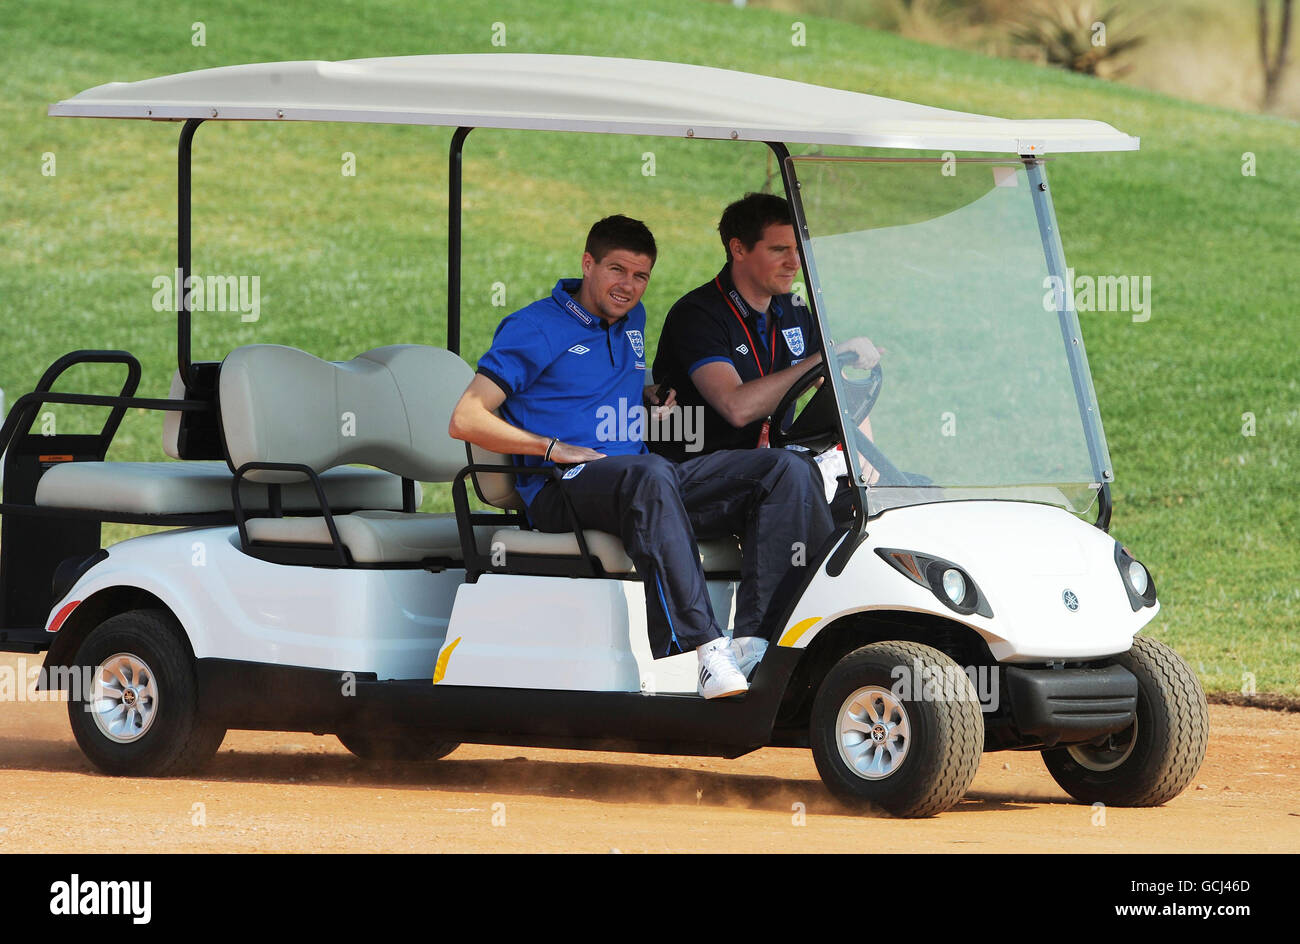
top-left (650, 265), bottom-right (821, 461)
top-left (476, 279), bottom-right (649, 507)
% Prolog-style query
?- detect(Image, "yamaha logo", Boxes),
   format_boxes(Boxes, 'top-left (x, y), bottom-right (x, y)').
top-left (1063, 589), bottom-right (1079, 611)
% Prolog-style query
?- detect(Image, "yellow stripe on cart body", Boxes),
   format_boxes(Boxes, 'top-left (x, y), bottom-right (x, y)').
top-left (432, 636), bottom-right (462, 684)
top-left (777, 617), bottom-right (820, 648)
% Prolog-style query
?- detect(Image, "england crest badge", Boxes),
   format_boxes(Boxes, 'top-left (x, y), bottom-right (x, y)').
top-left (626, 330), bottom-right (645, 358)
top-left (782, 327), bottom-right (805, 357)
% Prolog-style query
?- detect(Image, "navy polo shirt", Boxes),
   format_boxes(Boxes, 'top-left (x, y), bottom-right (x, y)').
top-left (476, 279), bottom-right (649, 508)
top-left (650, 265), bottom-right (821, 461)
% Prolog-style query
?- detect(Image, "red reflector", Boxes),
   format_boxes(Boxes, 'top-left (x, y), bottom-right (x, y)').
top-left (47, 600), bottom-right (80, 633)
top-left (39, 455), bottom-right (75, 463)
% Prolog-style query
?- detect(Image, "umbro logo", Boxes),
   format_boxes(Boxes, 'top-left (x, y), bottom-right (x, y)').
top-left (736, 344), bottom-right (749, 356)
top-left (568, 344), bottom-right (590, 355)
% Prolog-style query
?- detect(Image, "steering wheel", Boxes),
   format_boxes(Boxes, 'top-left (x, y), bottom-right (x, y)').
top-left (768, 350), bottom-right (881, 452)
top-left (768, 351), bottom-right (927, 488)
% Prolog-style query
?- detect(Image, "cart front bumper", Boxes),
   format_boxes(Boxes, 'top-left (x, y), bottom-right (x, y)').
top-left (1004, 663), bottom-right (1137, 747)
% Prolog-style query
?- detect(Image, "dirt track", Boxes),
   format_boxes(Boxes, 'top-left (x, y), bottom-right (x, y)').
top-left (1, 654), bottom-right (1296, 853)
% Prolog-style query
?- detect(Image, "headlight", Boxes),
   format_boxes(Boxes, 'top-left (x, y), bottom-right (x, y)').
top-left (875, 548), bottom-right (992, 618)
top-left (1114, 543), bottom-right (1157, 610)
top-left (941, 568), bottom-right (967, 605)
top-left (1127, 560), bottom-right (1149, 596)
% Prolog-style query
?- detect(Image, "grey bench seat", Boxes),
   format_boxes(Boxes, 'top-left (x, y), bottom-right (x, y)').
top-left (245, 510), bottom-right (498, 564)
top-left (488, 528), bottom-right (742, 575)
top-left (243, 514), bottom-right (741, 571)
top-left (222, 344), bottom-right (490, 565)
top-left (219, 342), bottom-right (743, 572)
top-left (34, 460), bottom-right (415, 516)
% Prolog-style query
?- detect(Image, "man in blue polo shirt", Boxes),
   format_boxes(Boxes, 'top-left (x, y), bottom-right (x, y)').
top-left (449, 215), bottom-right (833, 699)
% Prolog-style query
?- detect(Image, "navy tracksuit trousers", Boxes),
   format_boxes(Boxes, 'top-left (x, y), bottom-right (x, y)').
top-left (527, 449), bottom-right (835, 658)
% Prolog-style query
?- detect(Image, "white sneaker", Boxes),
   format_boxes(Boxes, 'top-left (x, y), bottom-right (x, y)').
top-left (730, 636), bottom-right (769, 679)
top-left (697, 637), bottom-right (748, 699)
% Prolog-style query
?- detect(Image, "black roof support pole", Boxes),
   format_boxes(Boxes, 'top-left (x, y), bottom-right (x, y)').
top-left (447, 126), bottom-right (473, 356)
top-left (767, 141), bottom-right (868, 573)
top-left (178, 118), bottom-right (204, 383)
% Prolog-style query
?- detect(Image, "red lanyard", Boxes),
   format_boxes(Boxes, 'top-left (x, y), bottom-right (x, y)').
top-left (715, 278), bottom-right (776, 377)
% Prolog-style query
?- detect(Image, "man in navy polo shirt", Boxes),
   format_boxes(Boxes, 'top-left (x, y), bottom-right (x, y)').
top-left (449, 215), bottom-right (833, 699)
top-left (651, 194), bottom-right (881, 515)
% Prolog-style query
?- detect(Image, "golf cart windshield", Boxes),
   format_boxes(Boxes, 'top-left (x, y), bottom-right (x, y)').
top-left (793, 157), bottom-right (1111, 516)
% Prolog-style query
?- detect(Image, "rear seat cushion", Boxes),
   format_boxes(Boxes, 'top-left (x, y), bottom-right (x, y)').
top-left (35, 461), bottom-right (417, 516)
top-left (244, 511), bottom-right (501, 564)
top-left (489, 529), bottom-right (742, 575)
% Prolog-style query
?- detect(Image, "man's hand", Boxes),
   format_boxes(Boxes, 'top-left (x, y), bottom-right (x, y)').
top-left (644, 382), bottom-right (677, 418)
top-left (834, 335), bottom-right (884, 370)
top-left (549, 442), bottom-right (607, 464)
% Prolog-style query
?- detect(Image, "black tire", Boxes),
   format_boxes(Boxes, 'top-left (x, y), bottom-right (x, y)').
top-left (1042, 635), bottom-right (1208, 807)
top-left (67, 608), bottom-right (226, 777)
top-left (337, 731), bottom-right (459, 763)
top-left (810, 641), bottom-right (984, 818)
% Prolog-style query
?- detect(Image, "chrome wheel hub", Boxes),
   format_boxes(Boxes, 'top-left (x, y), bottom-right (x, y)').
top-left (1068, 717), bottom-right (1138, 772)
top-left (836, 686), bottom-right (911, 781)
top-left (90, 653), bottom-right (159, 744)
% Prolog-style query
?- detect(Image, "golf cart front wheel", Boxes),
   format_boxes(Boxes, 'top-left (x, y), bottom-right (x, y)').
top-left (68, 608), bottom-right (226, 776)
top-left (810, 641), bottom-right (984, 817)
top-left (337, 731), bottom-right (459, 763)
top-left (1042, 636), bottom-right (1207, 806)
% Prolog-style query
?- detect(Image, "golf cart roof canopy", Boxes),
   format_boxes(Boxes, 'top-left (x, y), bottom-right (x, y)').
top-left (49, 54), bottom-right (1139, 154)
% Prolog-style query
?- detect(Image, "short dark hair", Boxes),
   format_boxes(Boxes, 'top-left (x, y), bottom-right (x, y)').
top-left (584, 215), bottom-right (657, 264)
top-left (719, 193), bottom-right (793, 262)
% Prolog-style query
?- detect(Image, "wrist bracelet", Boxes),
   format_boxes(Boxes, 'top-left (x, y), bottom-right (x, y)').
top-left (543, 437), bottom-right (558, 462)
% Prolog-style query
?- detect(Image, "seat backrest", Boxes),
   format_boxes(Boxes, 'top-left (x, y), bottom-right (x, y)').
top-left (220, 344), bottom-right (474, 484)
top-left (469, 438), bottom-right (525, 511)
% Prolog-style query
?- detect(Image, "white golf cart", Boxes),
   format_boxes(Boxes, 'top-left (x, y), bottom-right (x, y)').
top-left (0, 56), bottom-right (1206, 817)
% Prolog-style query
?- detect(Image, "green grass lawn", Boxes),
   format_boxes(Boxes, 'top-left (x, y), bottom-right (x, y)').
top-left (1, 0), bottom-right (1296, 693)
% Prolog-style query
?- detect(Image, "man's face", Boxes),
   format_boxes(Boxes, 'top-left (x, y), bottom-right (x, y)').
top-left (730, 222), bottom-right (800, 298)
top-left (580, 248), bottom-right (654, 323)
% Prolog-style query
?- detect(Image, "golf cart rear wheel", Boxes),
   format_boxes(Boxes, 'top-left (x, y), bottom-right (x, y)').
top-left (337, 731), bottom-right (459, 763)
top-left (1042, 636), bottom-right (1207, 806)
top-left (810, 641), bottom-right (983, 818)
top-left (68, 608), bottom-right (226, 776)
